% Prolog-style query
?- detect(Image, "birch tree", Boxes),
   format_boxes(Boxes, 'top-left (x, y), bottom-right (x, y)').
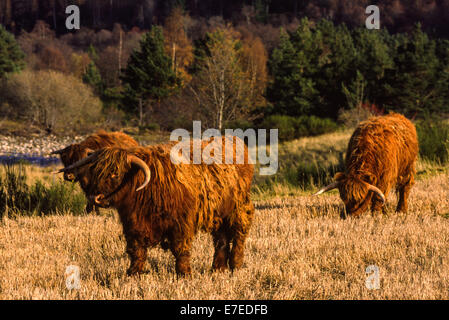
top-left (190, 28), bottom-right (246, 131)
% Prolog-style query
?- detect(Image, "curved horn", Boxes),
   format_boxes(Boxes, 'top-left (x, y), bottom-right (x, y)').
top-left (313, 181), bottom-right (340, 196)
top-left (128, 155), bottom-right (151, 191)
top-left (368, 184), bottom-right (386, 204)
top-left (94, 194), bottom-right (105, 205)
top-left (50, 148), bottom-right (66, 155)
top-left (54, 152), bottom-right (98, 174)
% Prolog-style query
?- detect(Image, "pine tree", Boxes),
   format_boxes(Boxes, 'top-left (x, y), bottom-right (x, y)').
top-left (0, 25), bottom-right (25, 78)
top-left (83, 61), bottom-right (103, 96)
top-left (382, 24), bottom-right (449, 116)
top-left (121, 26), bottom-right (180, 125)
top-left (266, 20), bottom-right (319, 117)
top-left (313, 20), bottom-right (356, 118)
top-left (351, 27), bottom-right (394, 108)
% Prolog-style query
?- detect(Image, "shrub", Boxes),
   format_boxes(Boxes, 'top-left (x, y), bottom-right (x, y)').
top-left (338, 103), bottom-right (383, 128)
top-left (416, 119), bottom-right (449, 164)
top-left (261, 115), bottom-right (298, 141)
top-left (0, 70), bottom-right (102, 132)
top-left (261, 115), bottom-right (338, 141)
top-left (139, 122), bottom-right (160, 133)
top-left (295, 115), bottom-right (339, 137)
top-left (0, 164), bottom-right (87, 218)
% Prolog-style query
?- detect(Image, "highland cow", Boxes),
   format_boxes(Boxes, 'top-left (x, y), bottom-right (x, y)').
top-left (51, 130), bottom-right (139, 213)
top-left (56, 136), bottom-right (255, 276)
top-left (314, 113), bottom-right (418, 217)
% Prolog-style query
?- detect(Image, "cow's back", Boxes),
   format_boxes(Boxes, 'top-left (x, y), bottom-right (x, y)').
top-left (82, 130), bottom-right (139, 150)
top-left (346, 113), bottom-right (418, 183)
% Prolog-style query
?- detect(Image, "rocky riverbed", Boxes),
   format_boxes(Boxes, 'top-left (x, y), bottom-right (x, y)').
top-left (0, 131), bottom-right (169, 166)
top-left (0, 135), bottom-right (86, 166)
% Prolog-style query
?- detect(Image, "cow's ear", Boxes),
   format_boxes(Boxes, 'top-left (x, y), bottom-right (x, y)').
top-left (334, 172), bottom-right (345, 181)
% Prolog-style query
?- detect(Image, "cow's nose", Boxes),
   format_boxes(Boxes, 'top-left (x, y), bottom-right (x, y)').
top-left (92, 194), bottom-right (105, 205)
top-left (64, 172), bottom-right (75, 181)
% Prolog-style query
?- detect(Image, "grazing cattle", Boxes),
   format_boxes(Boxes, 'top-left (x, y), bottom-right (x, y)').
top-left (51, 130), bottom-right (139, 213)
top-left (56, 136), bottom-right (255, 276)
top-left (314, 113), bottom-right (418, 217)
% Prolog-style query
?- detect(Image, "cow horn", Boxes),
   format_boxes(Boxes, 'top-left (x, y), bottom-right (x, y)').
top-left (313, 181), bottom-right (340, 195)
top-left (368, 184), bottom-right (386, 204)
top-left (128, 155), bottom-right (151, 191)
top-left (94, 194), bottom-right (105, 205)
top-left (54, 152), bottom-right (98, 174)
top-left (50, 148), bottom-right (66, 155)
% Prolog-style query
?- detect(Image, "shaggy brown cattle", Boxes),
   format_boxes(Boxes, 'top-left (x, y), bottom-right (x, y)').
top-left (56, 136), bottom-right (255, 276)
top-left (51, 130), bottom-right (139, 213)
top-left (314, 113), bottom-right (418, 217)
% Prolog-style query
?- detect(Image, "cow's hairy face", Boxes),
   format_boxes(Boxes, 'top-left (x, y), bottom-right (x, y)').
top-left (336, 173), bottom-right (373, 216)
top-left (59, 144), bottom-right (91, 182)
top-left (82, 149), bottom-right (131, 208)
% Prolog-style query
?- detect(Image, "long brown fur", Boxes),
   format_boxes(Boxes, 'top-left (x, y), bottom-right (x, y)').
top-left (58, 130), bottom-right (139, 167)
top-left (335, 112), bottom-right (418, 216)
top-left (55, 130), bottom-right (139, 213)
top-left (69, 136), bottom-right (254, 276)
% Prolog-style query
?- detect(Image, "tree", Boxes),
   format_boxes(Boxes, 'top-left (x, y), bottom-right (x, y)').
top-left (266, 21), bottom-right (319, 117)
top-left (189, 27), bottom-right (251, 131)
top-left (121, 26), bottom-right (180, 125)
top-left (312, 19), bottom-right (356, 118)
top-left (240, 34), bottom-right (268, 117)
top-left (267, 19), bottom-right (357, 119)
top-left (163, 6), bottom-right (194, 85)
top-left (83, 61), bottom-right (103, 96)
top-left (0, 24), bottom-right (25, 78)
top-left (381, 24), bottom-right (449, 116)
top-left (350, 27), bottom-right (394, 107)
top-left (35, 45), bottom-right (68, 73)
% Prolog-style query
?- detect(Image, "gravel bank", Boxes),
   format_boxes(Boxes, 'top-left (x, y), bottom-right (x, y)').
top-left (0, 135), bottom-right (85, 158)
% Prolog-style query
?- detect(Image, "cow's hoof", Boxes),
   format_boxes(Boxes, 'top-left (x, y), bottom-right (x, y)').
top-left (212, 265), bottom-right (229, 272)
top-left (126, 264), bottom-right (144, 276)
top-left (175, 266), bottom-right (192, 277)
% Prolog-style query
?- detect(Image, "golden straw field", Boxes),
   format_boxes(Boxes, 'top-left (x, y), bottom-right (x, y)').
top-left (1, 168), bottom-right (449, 299)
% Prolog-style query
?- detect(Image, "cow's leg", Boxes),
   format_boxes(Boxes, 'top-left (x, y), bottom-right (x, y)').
top-left (396, 175), bottom-right (414, 213)
top-left (170, 234), bottom-right (193, 276)
top-left (212, 226), bottom-right (230, 271)
top-left (85, 199), bottom-right (100, 214)
top-left (126, 236), bottom-right (148, 276)
top-left (85, 201), bottom-right (93, 213)
top-left (229, 202), bottom-right (254, 271)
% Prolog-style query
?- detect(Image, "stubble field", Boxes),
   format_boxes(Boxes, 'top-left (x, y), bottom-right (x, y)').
top-left (1, 171), bottom-right (449, 299)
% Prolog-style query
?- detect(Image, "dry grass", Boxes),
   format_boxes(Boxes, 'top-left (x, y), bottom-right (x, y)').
top-left (1, 171), bottom-right (449, 300)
